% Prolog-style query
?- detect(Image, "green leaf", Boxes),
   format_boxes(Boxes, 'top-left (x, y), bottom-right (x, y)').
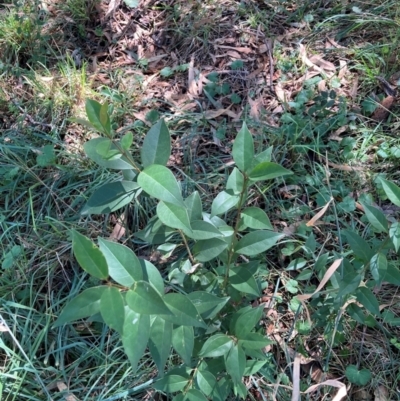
top-left (141, 119), bottom-right (171, 167)
top-left (99, 101), bottom-right (111, 135)
top-left (232, 122), bottom-right (254, 173)
top-left (342, 229), bottom-right (374, 263)
top-left (226, 168), bottom-right (244, 195)
top-left (232, 306), bottom-right (263, 338)
top-left (355, 287), bottom-right (380, 316)
top-left (239, 333), bottom-right (274, 350)
top-left (53, 286), bottom-right (107, 327)
top-left (234, 381), bottom-right (248, 398)
top-left (185, 389), bottom-right (209, 401)
top-left (337, 272), bottom-right (362, 298)
top-left (157, 201), bottom-right (192, 232)
top-left (153, 374), bottom-right (188, 393)
top-left (360, 202), bottom-right (388, 233)
top-left (389, 222), bottom-right (400, 252)
top-left (254, 146), bottom-right (273, 164)
top-left (185, 192), bottom-right (203, 222)
top-left (121, 132), bottom-right (133, 150)
top-left (382, 264), bottom-right (400, 285)
top-left (126, 281), bottom-right (172, 315)
top-left (240, 207), bottom-right (272, 230)
top-left (370, 252), bottom-right (387, 283)
top-left (98, 238), bottom-right (142, 287)
top-left (81, 181), bottom-right (139, 215)
top-left (149, 316), bottom-right (172, 375)
top-left (235, 230), bottom-right (284, 256)
top-left (122, 308), bottom-right (150, 371)
top-left (139, 258), bottom-right (165, 295)
top-left (196, 369), bottom-right (217, 396)
top-left (244, 360), bottom-right (268, 376)
top-left (187, 291), bottom-right (230, 319)
top-left (211, 191), bottom-right (240, 217)
top-left (248, 162), bottom-right (293, 182)
top-left (172, 326), bottom-right (194, 365)
top-left (229, 266), bottom-right (260, 297)
top-left (225, 344), bottom-right (246, 383)
top-left (84, 138), bottom-right (133, 170)
top-left (345, 365), bottom-right (371, 386)
top-left (184, 220), bottom-right (222, 240)
top-left (100, 287), bottom-right (125, 334)
top-left (160, 293), bottom-right (207, 328)
top-left (199, 334), bottom-right (234, 358)
top-left (379, 178), bottom-right (400, 207)
top-left (85, 99), bottom-right (107, 134)
top-left (138, 165), bottom-right (184, 206)
top-left (71, 230), bottom-right (108, 280)
top-left (194, 238), bottom-right (228, 262)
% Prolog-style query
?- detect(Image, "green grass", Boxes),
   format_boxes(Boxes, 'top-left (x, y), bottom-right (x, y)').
top-left (1, 0), bottom-right (400, 399)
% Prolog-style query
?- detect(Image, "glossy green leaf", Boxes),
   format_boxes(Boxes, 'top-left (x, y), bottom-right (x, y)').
top-left (172, 326), bottom-right (194, 365)
top-left (98, 238), bottom-right (142, 287)
top-left (100, 287), bottom-right (125, 334)
top-left (226, 168), bottom-right (244, 195)
top-left (211, 191), bottom-right (240, 217)
top-left (193, 238), bottom-right (228, 262)
top-left (71, 230), bottom-right (108, 279)
top-left (122, 308), bottom-right (150, 371)
top-left (235, 230), bottom-right (284, 256)
top-left (134, 217), bottom-right (176, 245)
top-left (85, 99), bottom-right (106, 134)
top-left (379, 178), bottom-right (400, 207)
top-left (139, 258), bottom-right (165, 295)
top-left (345, 365), bottom-right (371, 386)
top-left (229, 266), bottom-right (260, 297)
top-left (355, 287), bottom-right (380, 316)
top-left (138, 165), bottom-right (184, 206)
top-left (153, 374), bottom-right (188, 393)
top-left (185, 191), bottom-right (203, 221)
top-left (232, 306), bottom-right (263, 338)
top-left (254, 146), bottom-right (273, 164)
top-left (84, 138), bottom-right (133, 169)
top-left (149, 316), bottom-right (172, 375)
top-left (96, 139), bottom-right (121, 159)
top-left (240, 207), bottom-right (272, 230)
top-left (232, 122), bottom-right (254, 173)
top-left (199, 334), bottom-right (234, 358)
top-left (126, 281), bottom-right (171, 315)
top-left (161, 293), bottom-right (207, 328)
top-left (82, 181), bottom-right (139, 215)
top-left (382, 264), bottom-right (400, 285)
top-left (389, 222), bottom-right (400, 252)
top-left (157, 201), bottom-right (192, 232)
top-left (187, 291), bottom-right (230, 319)
top-left (239, 333), bottom-right (274, 350)
top-left (185, 389), bottom-right (208, 401)
top-left (225, 344), bottom-right (246, 383)
top-left (184, 220), bottom-right (222, 240)
top-left (248, 162), bottom-right (293, 182)
top-left (141, 119), bottom-right (171, 167)
top-left (53, 286), bottom-right (107, 327)
top-left (360, 202), bottom-right (388, 233)
top-left (342, 229), bottom-right (374, 263)
top-left (337, 272), bottom-right (362, 298)
top-left (196, 369), bottom-right (217, 396)
top-left (244, 360), bottom-right (268, 376)
top-left (370, 252), bottom-right (387, 282)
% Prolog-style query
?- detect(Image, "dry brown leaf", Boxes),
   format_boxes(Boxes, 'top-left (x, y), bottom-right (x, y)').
top-left (306, 197), bottom-right (333, 227)
top-left (327, 161), bottom-right (364, 172)
top-left (309, 55), bottom-right (336, 72)
top-left (215, 45), bottom-right (253, 54)
top-left (372, 96), bottom-right (395, 122)
top-left (56, 382), bottom-right (80, 401)
top-left (275, 81), bottom-right (287, 103)
top-left (297, 259), bottom-right (343, 301)
top-left (304, 380), bottom-right (347, 401)
top-left (248, 97), bottom-right (262, 121)
top-left (338, 60), bottom-right (348, 80)
top-left (204, 107), bottom-right (239, 120)
top-left (291, 354), bottom-right (301, 401)
top-left (109, 214), bottom-right (126, 241)
top-left (188, 56), bottom-right (198, 96)
top-left (349, 75), bottom-right (359, 99)
top-left (132, 112), bottom-right (152, 127)
top-left (374, 385), bottom-right (389, 401)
